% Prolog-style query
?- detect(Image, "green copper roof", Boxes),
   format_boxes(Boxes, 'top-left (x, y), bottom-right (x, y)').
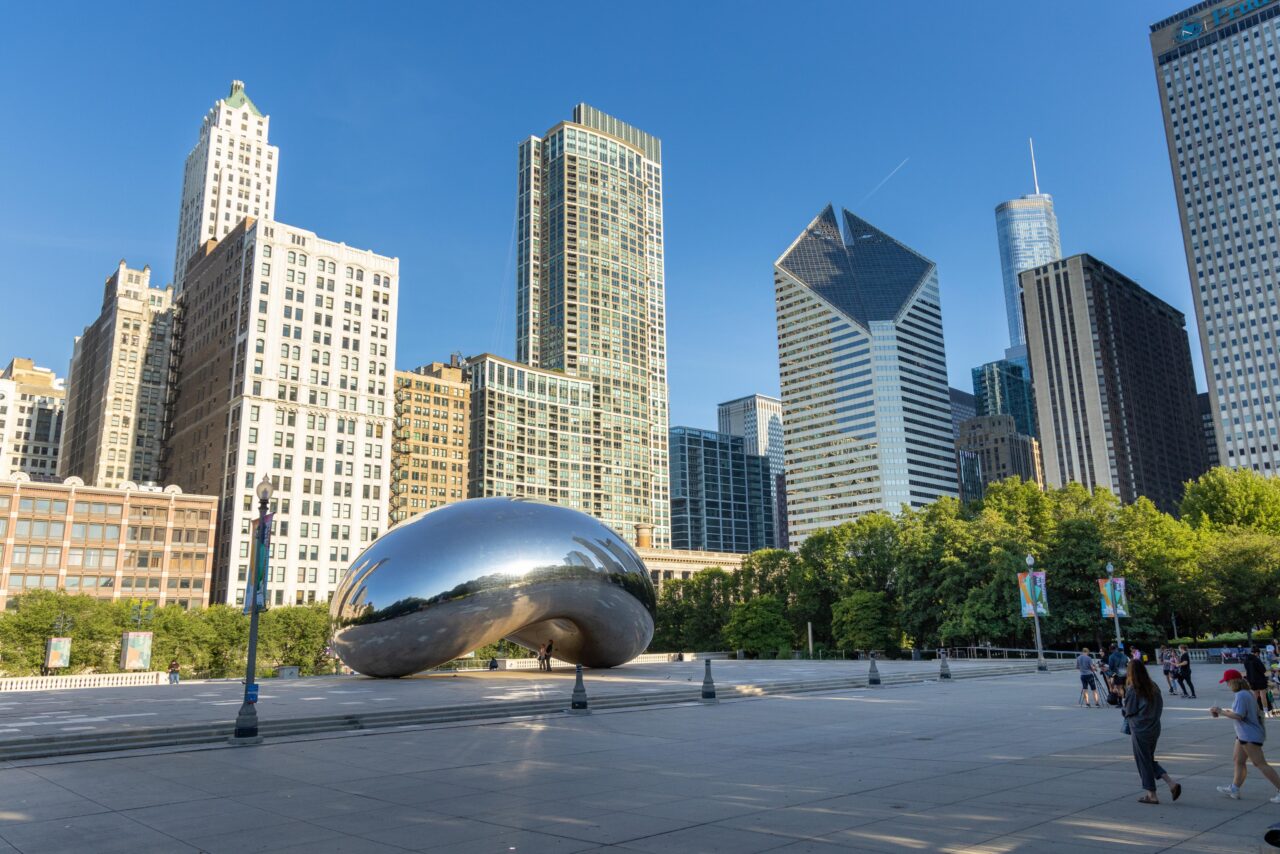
top-left (223, 80), bottom-right (263, 118)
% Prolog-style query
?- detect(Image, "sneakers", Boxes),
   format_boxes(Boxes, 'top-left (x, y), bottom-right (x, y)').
top-left (1218, 785), bottom-right (1241, 799)
top-left (1271, 791), bottom-right (1280, 804)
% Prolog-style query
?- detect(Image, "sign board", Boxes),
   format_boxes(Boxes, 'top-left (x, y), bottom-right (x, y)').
top-left (120, 631), bottom-right (153, 671)
top-left (45, 637), bottom-right (71, 669)
top-left (1099, 577), bottom-right (1129, 618)
top-left (246, 683), bottom-right (259, 703)
top-left (1018, 571), bottom-right (1048, 617)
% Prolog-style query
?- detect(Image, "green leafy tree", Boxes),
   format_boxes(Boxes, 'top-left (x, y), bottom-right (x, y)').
top-left (1198, 530), bottom-right (1280, 639)
top-left (831, 591), bottom-right (898, 653)
top-left (724, 595), bottom-right (793, 656)
top-left (1109, 498), bottom-right (1201, 641)
top-left (259, 603), bottom-right (332, 675)
top-left (193, 605), bottom-right (249, 677)
top-left (1182, 467), bottom-right (1280, 535)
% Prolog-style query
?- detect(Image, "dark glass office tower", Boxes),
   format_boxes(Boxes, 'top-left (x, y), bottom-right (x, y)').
top-left (668, 427), bottom-right (774, 553)
top-left (972, 359), bottom-right (1037, 438)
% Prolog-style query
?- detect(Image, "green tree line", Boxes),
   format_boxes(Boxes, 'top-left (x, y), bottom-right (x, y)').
top-left (653, 468), bottom-right (1280, 656)
top-left (0, 593), bottom-right (334, 678)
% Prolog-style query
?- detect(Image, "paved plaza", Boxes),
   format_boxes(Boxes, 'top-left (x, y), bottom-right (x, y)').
top-left (0, 659), bottom-right (1025, 743)
top-left (1, 667), bottom-right (1277, 853)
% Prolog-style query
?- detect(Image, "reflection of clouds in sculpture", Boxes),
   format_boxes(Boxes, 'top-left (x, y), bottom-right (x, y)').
top-left (330, 498), bottom-right (657, 677)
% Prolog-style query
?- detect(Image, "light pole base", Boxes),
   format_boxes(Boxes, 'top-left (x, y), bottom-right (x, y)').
top-left (1036, 662), bottom-right (1049, 672)
top-left (228, 735), bottom-right (264, 746)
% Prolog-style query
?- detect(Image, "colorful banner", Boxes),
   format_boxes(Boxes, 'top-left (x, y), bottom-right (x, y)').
top-left (120, 631), bottom-right (153, 670)
top-left (1099, 577), bottom-right (1129, 618)
top-left (45, 637), bottom-right (71, 669)
top-left (243, 512), bottom-right (273, 614)
top-left (1018, 571), bottom-right (1049, 617)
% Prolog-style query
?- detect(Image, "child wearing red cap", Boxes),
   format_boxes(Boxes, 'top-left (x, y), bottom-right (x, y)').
top-left (1211, 668), bottom-right (1280, 802)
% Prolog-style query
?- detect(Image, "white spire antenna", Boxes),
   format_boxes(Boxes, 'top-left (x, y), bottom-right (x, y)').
top-left (1029, 137), bottom-right (1041, 195)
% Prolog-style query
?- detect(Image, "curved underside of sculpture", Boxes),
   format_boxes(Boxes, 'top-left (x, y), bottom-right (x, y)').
top-left (329, 497), bottom-right (657, 677)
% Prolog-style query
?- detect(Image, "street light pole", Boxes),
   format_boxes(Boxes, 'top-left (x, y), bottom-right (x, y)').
top-left (232, 476), bottom-right (273, 744)
top-left (1026, 555), bottom-right (1047, 672)
top-left (1106, 562), bottom-right (1123, 651)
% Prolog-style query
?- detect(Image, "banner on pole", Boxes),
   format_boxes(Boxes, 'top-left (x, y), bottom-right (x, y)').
top-left (120, 632), bottom-right (153, 670)
top-left (1099, 577), bottom-right (1129, 618)
top-left (45, 637), bottom-right (71, 669)
top-left (243, 512), bottom-right (273, 614)
top-left (1018, 571), bottom-right (1049, 617)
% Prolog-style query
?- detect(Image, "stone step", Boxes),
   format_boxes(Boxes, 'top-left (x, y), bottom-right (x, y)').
top-left (0, 662), bottom-right (1071, 761)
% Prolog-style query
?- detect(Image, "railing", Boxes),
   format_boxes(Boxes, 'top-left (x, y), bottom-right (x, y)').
top-left (946, 646), bottom-right (1082, 661)
top-left (0, 671), bottom-right (166, 692)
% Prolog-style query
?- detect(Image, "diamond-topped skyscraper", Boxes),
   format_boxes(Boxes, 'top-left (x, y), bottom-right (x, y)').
top-left (172, 81), bottom-right (278, 289)
top-left (1150, 2), bottom-right (1280, 473)
top-left (774, 206), bottom-right (957, 544)
top-left (516, 105), bottom-right (670, 547)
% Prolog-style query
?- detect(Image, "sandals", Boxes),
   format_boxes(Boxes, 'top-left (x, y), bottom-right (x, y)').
top-left (1138, 794), bottom-right (1160, 804)
top-left (1171, 783), bottom-right (1182, 801)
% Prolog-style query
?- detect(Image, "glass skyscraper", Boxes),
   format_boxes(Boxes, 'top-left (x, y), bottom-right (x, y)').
top-left (668, 427), bottom-right (774, 554)
top-left (995, 193), bottom-right (1061, 356)
top-left (972, 359), bottom-right (1037, 438)
top-left (1151, 2), bottom-right (1280, 473)
top-left (774, 206), bottom-right (957, 544)
top-left (516, 105), bottom-right (670, 545)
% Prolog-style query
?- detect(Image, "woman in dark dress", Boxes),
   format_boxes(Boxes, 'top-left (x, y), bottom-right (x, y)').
top-left (1124, 662), bottom-right (1182, 804)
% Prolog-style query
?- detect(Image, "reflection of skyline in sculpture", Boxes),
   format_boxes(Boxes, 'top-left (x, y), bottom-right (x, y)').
top-left (330, 498), bottom-right (657, 677)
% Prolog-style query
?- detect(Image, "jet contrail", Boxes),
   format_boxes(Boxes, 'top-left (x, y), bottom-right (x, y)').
top-left (860, 157), bottom-right (910, 204)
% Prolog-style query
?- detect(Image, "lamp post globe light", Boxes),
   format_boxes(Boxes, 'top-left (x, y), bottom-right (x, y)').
top-left (1025, 554), bottom-right (1047, 672)
top-left (232, 476), bottom-right (273, 744)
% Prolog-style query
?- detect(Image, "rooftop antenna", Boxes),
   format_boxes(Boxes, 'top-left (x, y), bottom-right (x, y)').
top-left (1029, 137), bottom-right (1041, 195)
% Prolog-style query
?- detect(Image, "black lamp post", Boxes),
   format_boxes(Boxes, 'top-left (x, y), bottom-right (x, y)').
top-left (232, 476), bottom-right (273, 744)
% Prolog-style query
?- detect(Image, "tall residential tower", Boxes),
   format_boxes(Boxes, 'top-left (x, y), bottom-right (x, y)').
top-left (774, 206), bottom-right (957, 544)
top-left (60, 261), bottom-right (174, 489)
top-left (994, 142), bottom-right (1061, 359)
top-left (173, 81), bottom-right (278, 288)
top-left (1022, 254), bottom-right (1206, 513)
top-left (717, 393), bottom-right (785, 547)
top-left (516, 105), bottom-right (670, 545)
top-left (1151, 2), bottom-right (1280, 473)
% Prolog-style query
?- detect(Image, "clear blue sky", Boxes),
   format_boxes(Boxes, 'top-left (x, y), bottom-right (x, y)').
top-left (0, 1), bottom-right (1201, 429)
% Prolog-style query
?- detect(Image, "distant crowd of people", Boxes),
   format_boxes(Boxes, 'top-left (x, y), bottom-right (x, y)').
top-left (1075, 642), bottom-right (1280, 805)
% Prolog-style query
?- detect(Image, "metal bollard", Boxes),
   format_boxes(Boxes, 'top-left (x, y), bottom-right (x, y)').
top-left (868, 656), bottom-right (881, 686)
top-left (939, 655), bottom-right (952, 680)
top-left (568, 663), bottom-right (591, 715)
top-left (701, 658), bottom-right (717, 704)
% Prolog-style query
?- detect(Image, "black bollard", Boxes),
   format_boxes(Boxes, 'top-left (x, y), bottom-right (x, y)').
top-left (701, 658), bottom-right (717, 703)
top-left (568, 663), bottom-right (591, 715)
top-left (868, 656), bottom-right (881, 686)
top-left (939, 655), bottom-right (952, 680)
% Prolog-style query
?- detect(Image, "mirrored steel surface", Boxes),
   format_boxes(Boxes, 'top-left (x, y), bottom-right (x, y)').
top-left (330, 497), bottom-right (657, 677)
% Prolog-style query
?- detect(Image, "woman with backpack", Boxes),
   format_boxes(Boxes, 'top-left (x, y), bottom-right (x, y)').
top-left (1124, 662), bottom-right (1182, 804)
top-left (1212, 668), bottom-right (1280, 802)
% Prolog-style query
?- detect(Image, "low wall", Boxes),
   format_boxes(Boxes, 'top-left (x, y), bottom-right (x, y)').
top-left (0, 671), bottom-right (166, 692)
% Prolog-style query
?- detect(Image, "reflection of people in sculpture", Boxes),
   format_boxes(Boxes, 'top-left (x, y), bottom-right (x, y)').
top-left (544, 638), bottom-right (555, 671)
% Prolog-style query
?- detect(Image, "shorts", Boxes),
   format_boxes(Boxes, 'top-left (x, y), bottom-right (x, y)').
top-left (1080, 674), bottom-right (1098, 690)
top-left (1239, 739), bottom-right (1265, 746)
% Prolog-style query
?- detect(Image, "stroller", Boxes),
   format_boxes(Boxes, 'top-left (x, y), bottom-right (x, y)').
top-left (1100, 665), bottom-right (1123, 706)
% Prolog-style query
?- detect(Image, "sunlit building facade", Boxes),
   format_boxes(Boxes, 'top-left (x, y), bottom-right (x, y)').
top-left (775, 206), bottom-right (957, 544)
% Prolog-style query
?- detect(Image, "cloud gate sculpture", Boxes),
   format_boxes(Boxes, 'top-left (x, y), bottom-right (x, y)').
top-left (329, 497), bottom-right (657, 677)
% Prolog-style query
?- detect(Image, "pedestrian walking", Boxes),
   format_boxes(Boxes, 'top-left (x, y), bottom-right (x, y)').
top-left (544, 638), bottom-right (555, 671)
top-left (1106, 644), bottom-right (1129, 698)
top-left (537, 643), bottom-right (547, 671)
top-left (1077, 647), bottom-right (1102, 707)
top-left (1244, 646), bottom-right (1275, 716)
top-left (1177, 645), bottom-right (1197, 699)
top-left (1124, 662), bottom-right (1181, 804)
top-left (1160, 646), bottom-right (1176, 694)
top-left (1212, 668), bottom-right (1280, 802)
top-left (167, 659), bottom-right (180, 685)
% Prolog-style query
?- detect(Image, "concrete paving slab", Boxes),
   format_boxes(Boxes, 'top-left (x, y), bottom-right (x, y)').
top-left (1, 668), bottom-right (1277, 852)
